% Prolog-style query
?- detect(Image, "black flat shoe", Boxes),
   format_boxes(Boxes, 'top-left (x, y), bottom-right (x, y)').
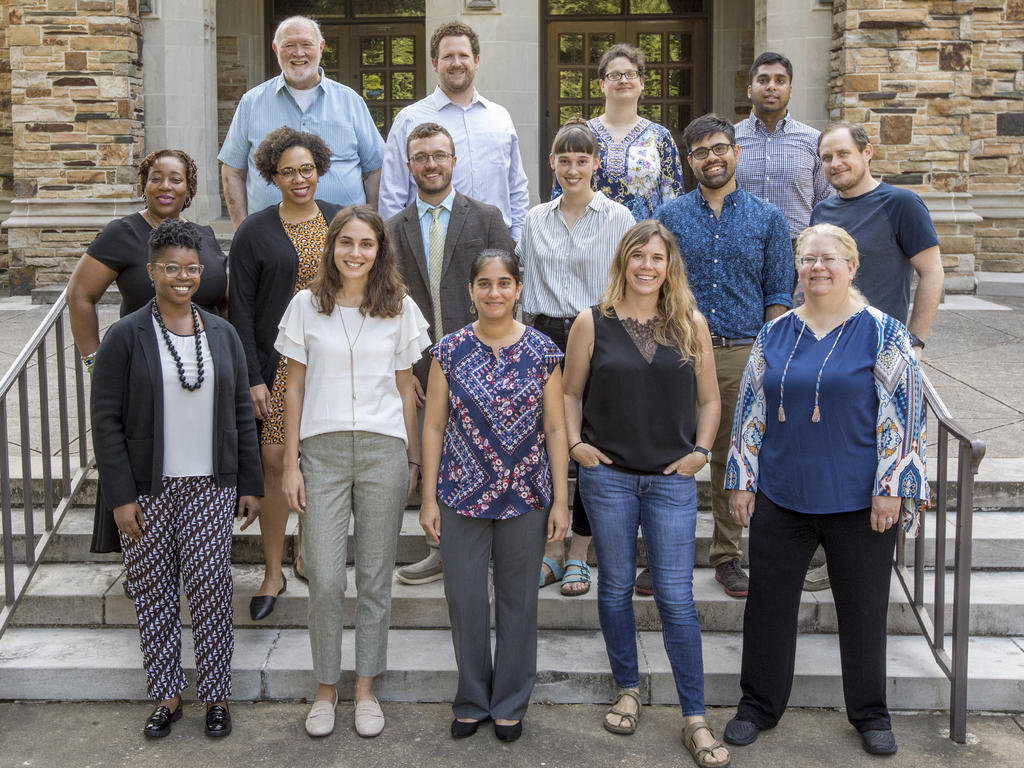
top-left (249, 575), bottom-right (287, 621)
top-left (451, 717), bottom-right (488, 739)
top-left (861, 728), bottom-right (897, 755)
top-left (494, 721), bottom-right (522, 742)
top-left (143, 703), bottom-right (182, 738)
top-left (205, 704), bottom-right (232, 737)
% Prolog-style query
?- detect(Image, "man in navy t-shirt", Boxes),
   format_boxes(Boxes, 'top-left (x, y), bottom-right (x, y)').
top-left (811, 122), bottom-right (944, 354)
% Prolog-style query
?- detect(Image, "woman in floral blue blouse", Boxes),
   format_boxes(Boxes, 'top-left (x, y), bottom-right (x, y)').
top-left (723, 223), bottom-right (928, 758)
top-left (419, 249), bottom-right (570, 743)
top-left (552, 43), bottom-right (686, 222)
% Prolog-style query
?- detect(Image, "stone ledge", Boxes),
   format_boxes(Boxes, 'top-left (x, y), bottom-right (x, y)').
top-left (971, 191), bottom-right (1024, 220)
top-left (919, 192), bottom-right (984, 225)
top-left (1, 198), bottom-right (142, 230)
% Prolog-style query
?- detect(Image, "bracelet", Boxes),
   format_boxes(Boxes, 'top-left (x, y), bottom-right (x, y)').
top-left (82, 352), bottom-right (96, 370)
top-left (568, 440), bottom-right (584, 452)
top-left (408, 460), bottom-right (421, 467)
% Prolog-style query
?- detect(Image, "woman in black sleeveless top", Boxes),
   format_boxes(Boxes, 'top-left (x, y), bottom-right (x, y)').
top-left (563, 220), bottom-right (727, 767)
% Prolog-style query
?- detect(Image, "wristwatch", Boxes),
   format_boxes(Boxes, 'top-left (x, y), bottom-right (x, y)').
top-left (692, 446), bottom-right (712, 464)
top-left (909, 333), bottom-right (925, 350)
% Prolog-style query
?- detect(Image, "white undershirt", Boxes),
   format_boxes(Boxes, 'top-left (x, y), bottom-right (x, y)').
top-left (286, 83), bottom-right (317, 112)
top-left (153, 316), bottom-right (215, 477)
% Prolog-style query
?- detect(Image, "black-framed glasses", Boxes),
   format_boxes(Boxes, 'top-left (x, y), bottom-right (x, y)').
top-left (688, 143), bottom-right (734, 160)
top-left (603, 70), bottom-right (641, 81)
top-left (275, 163), bottom-right (317, 180)
top-left (153, 263), bottom-right (204, 278)
top-left (409, 151), bottom-right (454, 165)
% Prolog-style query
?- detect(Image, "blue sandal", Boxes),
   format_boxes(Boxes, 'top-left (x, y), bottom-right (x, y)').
top-left (539, 556), bottom-right (565, 588)
top-left (560, 559), bottom-right (592, 596)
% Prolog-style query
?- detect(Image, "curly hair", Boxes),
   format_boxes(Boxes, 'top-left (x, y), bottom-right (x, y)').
top-left (139, 149), bottom-right (197, 211)
top-left (253, 126), bottom-right (332, 185)
top-left (430, 21), bottom-right (479, 60)
top-left (600, 220), bottom-right (703, 369)
top-left (309, 206), bottom-right (406, 319)
top-left (148, 218), bottom-right (200, 263)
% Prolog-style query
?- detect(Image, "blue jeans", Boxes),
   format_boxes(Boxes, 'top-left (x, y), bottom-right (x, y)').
top-left (579, 463), bottom-right (704, 716)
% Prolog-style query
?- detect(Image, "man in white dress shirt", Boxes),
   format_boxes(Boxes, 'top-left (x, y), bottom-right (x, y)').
top-left (378, 21), bottom-right (529, 241)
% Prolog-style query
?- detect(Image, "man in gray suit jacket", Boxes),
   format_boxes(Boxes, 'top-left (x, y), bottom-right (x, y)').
top-left (387, 122), bottom-right (514, 584)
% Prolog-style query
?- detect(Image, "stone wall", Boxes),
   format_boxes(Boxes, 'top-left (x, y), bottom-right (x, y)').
top-left (0, 1), bottom-right (12, 288)
top-left (970, 0), bottom-right (1024, 272)
top-left (6, 0), bottom-right (143, 292)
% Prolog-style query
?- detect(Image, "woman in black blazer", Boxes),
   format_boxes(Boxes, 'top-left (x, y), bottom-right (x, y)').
top-left (227, 127), bottom-right (341, 620)
top-left (92, 219), bottom-right (263, 739)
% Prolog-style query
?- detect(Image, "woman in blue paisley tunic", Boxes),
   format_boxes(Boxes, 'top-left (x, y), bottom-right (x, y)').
top-left (722, 223), bottom-right (928, 757)
top-left (552, 43), bottom-right (685, 222)
top-left (419, 249), bottom-right (569, 743)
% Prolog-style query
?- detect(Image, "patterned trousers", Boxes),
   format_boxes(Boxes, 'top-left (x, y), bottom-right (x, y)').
top-left (119, 476), bottom-right (237, 702)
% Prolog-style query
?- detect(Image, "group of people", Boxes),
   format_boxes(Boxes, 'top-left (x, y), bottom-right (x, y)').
top-left (79, 14), bottom-right (937, 765)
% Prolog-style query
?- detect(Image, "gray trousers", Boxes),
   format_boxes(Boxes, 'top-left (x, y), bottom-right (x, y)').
top-left (439, 502), bottom-right (548, 721)
top-left (301, 431), bottom-right (407, 683)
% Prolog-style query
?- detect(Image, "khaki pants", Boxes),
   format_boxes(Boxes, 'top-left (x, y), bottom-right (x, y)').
top-left (709, 345), bottom-right (750, 567)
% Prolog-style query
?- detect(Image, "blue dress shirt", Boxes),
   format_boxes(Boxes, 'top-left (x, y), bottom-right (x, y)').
top-left (655, 186), bottom-right (794, 339)
top-left (416, 188), bottom-right (455, 277)
top-left (218, 71), bottom-right (385, 213)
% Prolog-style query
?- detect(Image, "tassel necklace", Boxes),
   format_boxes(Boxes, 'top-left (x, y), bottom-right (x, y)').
top-left (777, 316), bottom-right (850, 423)
top-left (152, 299), bottom-right (204, 391)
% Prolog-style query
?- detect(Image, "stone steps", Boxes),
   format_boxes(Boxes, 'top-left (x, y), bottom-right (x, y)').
top-left (4, 508), bottom-right (1024, 570)
top-left (1, 626), bottom-right (1020, 710)
top-left (8, 563), bottom-right (1024, 637)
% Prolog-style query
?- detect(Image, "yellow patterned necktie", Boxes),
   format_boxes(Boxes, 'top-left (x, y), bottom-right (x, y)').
top-left (428, 206), bottom-right (444, 339)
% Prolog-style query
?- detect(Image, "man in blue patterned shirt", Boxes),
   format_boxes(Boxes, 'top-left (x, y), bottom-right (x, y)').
top-left (655, 113), bottom-right (794, 599)
top-left (734, 52), bottom-right (833, 242)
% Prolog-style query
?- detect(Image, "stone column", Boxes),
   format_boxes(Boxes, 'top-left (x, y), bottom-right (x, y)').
top-left (141, 0), bottom-right (219, 223)
top-left (761, 0), bottom-right (832, 128)
top-left (827, 0), bottom-right (979, 293)
top-left (3, 0), bottom-right (144, 294)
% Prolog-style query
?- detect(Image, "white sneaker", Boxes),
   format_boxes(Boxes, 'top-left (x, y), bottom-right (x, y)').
top-left (304, 692), bottom-right (337, 737)
top-left (354, 697), bottom-right (385, 738)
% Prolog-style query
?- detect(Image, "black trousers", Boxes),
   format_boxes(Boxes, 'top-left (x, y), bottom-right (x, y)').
top-left (532, 314), bottom-right (590, 537)
top-left (736, 491), bottom-right (897, 733)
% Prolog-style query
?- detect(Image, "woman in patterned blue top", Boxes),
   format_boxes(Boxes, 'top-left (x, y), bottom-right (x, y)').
top-left (723, 223), bottom-right (928, 757)
top-left (420, 249), bottom-right (569, 743)
top-left (552, 43), bottom-right (685, 222)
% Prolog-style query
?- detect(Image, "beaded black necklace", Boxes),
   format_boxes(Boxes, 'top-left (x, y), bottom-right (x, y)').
top-left (151, 299), bottom-right (204, 391)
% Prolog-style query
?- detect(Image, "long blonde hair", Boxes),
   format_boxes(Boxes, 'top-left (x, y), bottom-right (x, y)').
top-left (600, 220), bottom-right (703, 369)
top-left (794, 223), bottom-right (869, 306)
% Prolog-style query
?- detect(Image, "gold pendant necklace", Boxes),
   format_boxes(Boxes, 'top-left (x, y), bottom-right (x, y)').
top-left (337, 305), bottom-right (367, 425)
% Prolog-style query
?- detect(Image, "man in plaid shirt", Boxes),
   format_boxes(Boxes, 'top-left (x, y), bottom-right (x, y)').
top-left (734, 52), bottom-right (833, 244)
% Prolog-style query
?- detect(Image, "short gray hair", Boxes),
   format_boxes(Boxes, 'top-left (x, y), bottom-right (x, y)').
top-left (273, 16), bottom-right (323, 47)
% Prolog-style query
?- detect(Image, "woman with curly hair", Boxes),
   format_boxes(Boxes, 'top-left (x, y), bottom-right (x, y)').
top-left (563, 220), bottom-right (728, 767)
top-left (277, 205), bottom-right (429, 738)
top-left (70, 148), bottom-right (229, 554)
top-left (228, 126), bottom-right (340, 620)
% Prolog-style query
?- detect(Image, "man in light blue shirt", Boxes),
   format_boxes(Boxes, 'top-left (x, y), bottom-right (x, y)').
top-left (218, 16), bottom-right (385, 228)
top-left (379, 21), bottom-right (529, 241)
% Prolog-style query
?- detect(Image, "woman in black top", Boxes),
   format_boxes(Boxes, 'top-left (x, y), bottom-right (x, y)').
top-left (68, 148), bottom-right (228, 365)
top-left (563, 220), bottom-right (727, 767)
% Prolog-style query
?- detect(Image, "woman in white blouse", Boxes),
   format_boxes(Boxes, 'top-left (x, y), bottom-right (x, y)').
top-left (277, 205), bottom-right (430, 739)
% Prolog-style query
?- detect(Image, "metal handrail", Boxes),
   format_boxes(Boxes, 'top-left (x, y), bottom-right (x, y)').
top-left (0, 287), bottom-right (91, 637)
top-left (894, 370), bottom-right (985, 744)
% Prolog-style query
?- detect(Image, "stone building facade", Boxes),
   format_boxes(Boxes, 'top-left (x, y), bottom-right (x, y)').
top-left (0, 0), bottom-right (1021, 294)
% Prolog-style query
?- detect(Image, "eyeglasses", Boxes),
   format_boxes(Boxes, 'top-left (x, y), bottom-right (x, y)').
top-left (275, 163), bottom-right (317, 180)
top-left (603, 70), bottom-right (641, 81)
top-left (688, 143), bottom-right (734, 160)
top-left (409, 151), bottom-right (454, 165)
top-left (153, 263), bottom-right (204, 278)
top-left (797, 255), bottom-right (847, 267)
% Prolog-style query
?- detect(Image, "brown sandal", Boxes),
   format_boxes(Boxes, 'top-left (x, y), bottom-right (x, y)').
top-left (603, 688), bottom-right (642, 735)
top-left (682, 720), bottom-right (730, 768)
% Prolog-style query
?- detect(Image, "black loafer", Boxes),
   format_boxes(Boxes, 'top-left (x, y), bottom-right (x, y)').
top-left (205, 704), bottom-right (232, 737)
top-left (723, 717), bottom-right (760, 746)
top-left (143, 704), bottom-right (182, 738)
top-left (861, 728), bottom-right (897, 755)
top-left (494, 721), bottom-right (522, 742)
top-left (451, 717), bottom-right (488, 739)
top-left (249, 575), bottom-right (287, 621)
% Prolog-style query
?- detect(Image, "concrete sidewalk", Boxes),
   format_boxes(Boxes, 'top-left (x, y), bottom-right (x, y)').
top-left (0, 702), bottom-right (1021, 768)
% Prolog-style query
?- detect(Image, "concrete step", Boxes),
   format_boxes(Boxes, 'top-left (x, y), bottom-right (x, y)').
top-left (9, 563), bottom-right (1024, 637)
top-left (0, 626), bottom-right (1020, 711)
top-left (976, 271), bottom-right (1024, 299)
top-left (5, 507), bottom-right (1024, 571)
